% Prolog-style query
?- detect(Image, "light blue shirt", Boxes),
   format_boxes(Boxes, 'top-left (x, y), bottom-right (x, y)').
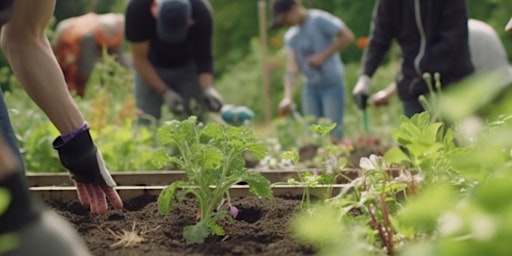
top-left (285, 9), bottom-right (346, 85)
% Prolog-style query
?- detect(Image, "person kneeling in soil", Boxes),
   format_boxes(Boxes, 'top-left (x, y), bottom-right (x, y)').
top-left (0, 0), bottom-right (123, 255)
top-left (53, 12), bottom-right (128, 97)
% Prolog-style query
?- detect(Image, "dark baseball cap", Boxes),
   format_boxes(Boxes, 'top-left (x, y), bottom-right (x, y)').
top-left (269, 0), bottom-right (297, 28)
top-left (157, 0), bottom-right (191, 42)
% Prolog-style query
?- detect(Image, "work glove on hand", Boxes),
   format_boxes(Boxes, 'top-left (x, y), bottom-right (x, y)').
top-left (53, 128), bottom-right (123, 215)
top-left (162, 89), bottom-right (185, 113)
top-left (352, 75), bottom-right (371, 110)
top-left (278, 97), bottom-right (295, 117)
top-left (202, 86), bottom-right (223, 112)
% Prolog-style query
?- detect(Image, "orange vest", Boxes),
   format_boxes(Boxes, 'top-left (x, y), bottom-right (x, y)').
top-left (54, 13), bottom-right (124, 96)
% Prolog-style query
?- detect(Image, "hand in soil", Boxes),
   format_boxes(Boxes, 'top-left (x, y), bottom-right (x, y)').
top-left (75, 181), bottom-right (123, 215)
top-left (53, 127), bottom-right (124, 215)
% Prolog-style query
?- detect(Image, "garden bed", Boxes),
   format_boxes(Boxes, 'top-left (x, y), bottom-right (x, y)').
top-left (48, 194), bottom-right (315, 256)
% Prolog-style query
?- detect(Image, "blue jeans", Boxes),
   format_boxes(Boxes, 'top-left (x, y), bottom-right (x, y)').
top-left (0, 89), bottom-right (24, 171)
top-left (301, 78), bottom-right (345, 139)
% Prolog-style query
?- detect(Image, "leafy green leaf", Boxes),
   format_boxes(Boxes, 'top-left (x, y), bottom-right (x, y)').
top-left (151, 148), bottom-right (171, 169)
top-left (398, 184), bottom-right (457, 233)
top-left (183, 222), bottom-right (210, 244)
top-left (158, 181), bottom-right (186, 214)
top-left (383, 147), bottom-right (409, 165)
top-left (242, 171), bottom-right (274, 201)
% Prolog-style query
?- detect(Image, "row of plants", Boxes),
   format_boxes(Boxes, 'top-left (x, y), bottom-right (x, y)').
top-left (3, 37), bottom-right (401, 172)
top-left (148, 69), bottom-right (511, 256)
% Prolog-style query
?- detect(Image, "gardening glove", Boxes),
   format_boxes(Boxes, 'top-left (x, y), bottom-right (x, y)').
top-left (278, 97), bottom-right (295, 117)
top-left (352, 75), bottom-right (371, 110)
top-left (162, 89), bottom-right (185, 113)
top-left (202, 86), bottom-right (223, 112)
top-left (53, 127), bottom-right (123, 215)
top-left (0, 171), bottom-right (92, 256)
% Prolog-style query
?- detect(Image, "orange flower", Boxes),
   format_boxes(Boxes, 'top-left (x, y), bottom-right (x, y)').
top-left (356, 37), bottom-right (369, 49)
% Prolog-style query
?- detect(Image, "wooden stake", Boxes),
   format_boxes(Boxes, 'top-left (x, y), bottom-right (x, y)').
top-left (258, 0), bottom-right (272, 123)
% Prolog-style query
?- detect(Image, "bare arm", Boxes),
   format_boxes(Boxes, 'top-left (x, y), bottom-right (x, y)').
top-left (316, 27), bottom-right (354, 63)
top-left (198, 72), bottom-right (214, 89)
top-left (1, 0), bottom-right (84, 134)
top-left (284, 49), bottom-right (300, 100)
top-left (130, 41), bottom-right (168, 95)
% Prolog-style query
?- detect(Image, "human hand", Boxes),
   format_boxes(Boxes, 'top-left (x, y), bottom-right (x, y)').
top-left (352, 75), bottom-right (371, 110)
top-left (162, 89), bottom-right (185, 113)
top-left (278, 97), bottom-right (295, 117)
top-left (371, 89), bottom-right (391, 107)
top-left (203, 86), bottom-right (223, 112)
top-left (53, 128), bottom-right (123, 215)
top-left (308, 53), bottom-right (324, 68)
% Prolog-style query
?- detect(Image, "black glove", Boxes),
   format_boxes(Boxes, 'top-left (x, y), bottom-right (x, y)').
top-left (53, 128), bottom-right (116, 187)
top-left (53, 128), bottom-right (123, 214)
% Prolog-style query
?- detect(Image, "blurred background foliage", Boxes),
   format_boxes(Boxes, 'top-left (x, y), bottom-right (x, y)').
top-left (0, 0), bottom-right (510, 171)
top-left (1, 0), bottom-right (510, 78)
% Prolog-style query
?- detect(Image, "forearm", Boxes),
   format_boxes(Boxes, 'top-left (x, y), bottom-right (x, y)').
top-left (283, 71), bottom-right (297, 99)
top-left (319, 29), bottom-right (354, 61)
top-left (132, 57), bottom-right (168, 95)
top-left (2, 28), bottom-right (85, 134)
top-left (197, 72), bottom-right (213, 89)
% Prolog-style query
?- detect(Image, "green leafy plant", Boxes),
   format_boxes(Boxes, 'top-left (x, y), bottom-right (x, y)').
top-left (152, 116), bottom-right (274, 244)
top-left (0, 188), bottom-right (18, 253)
top-left (282, 123), bottom-right (347, 209)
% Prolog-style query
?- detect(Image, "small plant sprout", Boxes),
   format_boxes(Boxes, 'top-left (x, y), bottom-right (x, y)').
top-left (152, 117), bottom-right (274, 244)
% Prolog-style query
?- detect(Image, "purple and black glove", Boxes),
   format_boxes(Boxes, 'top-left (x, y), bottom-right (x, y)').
top-left (53, 124), bottom-right (123, 215)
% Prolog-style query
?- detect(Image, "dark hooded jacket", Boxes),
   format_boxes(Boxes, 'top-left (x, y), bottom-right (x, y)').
top-left (362, 0), bottom-right (474, 101)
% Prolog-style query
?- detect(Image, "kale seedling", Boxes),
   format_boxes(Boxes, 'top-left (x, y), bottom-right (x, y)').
top-left (152, 117), bottom-right (274, 244)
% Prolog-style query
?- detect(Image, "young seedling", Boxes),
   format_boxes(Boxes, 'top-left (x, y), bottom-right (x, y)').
top-left (152, 117), bottom-right (274, 244)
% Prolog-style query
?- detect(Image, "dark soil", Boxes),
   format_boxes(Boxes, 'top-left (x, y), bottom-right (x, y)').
top-left (49, 194), bottom-right (316, 256)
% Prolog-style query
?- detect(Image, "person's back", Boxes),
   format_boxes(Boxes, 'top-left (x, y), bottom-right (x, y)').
top-left (355, 0), bottom-right (474, 117)
top-left (54, 12), bottom-right (125, 96)
top-left (468, 19), bottom-right (510, 73)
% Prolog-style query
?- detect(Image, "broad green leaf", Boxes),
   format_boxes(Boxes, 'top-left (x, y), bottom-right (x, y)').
top-left (282, 151), bottom-right (299, 162)
top-left (439, 69), bottom-right (512, 122)
top-left (473, 176), bottom-right (512, 212)
top-left (190, 144), bottom-right (223, 170)
top-left (183, 222), bottom-right (209, 244)
top-left (245, 141), bottom-right (267, 160)
top-left (208, 222), bottom-right (225, 236)
top-left (398, 184), bottom-right (457, 232)
top-left (242, 172), bottom-right (274, 201)
top-left (157, 121), bottom-right (179, 145)
top-left (151, 149), bottom-right (171, 169)
top-left (158, 181), bottom-right (186, 214)
top-left (383, 147), bottom-right (409, 165)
